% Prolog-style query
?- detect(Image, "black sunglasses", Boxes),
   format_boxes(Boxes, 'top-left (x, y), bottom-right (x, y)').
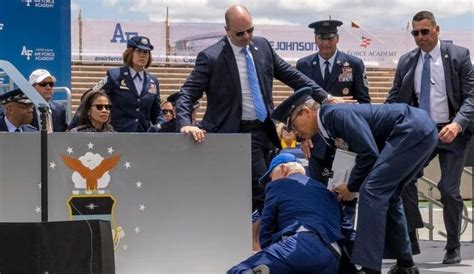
top-left (92, 104), bottom-right (112, 111)
top-left (163, 109), bottom-right (174, 115)
top-left (411, 28), bottom-right (431, 37)
top-left (235, 27), bottom-right (254, 37)
top-left (37, 82), bottom-right (55, 87)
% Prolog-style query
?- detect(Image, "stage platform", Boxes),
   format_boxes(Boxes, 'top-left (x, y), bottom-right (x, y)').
top-left (382, 240), bottom-right (474, 273)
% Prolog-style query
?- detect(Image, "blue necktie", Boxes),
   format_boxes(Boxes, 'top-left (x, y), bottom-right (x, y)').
top-left (14, 128), bottom-right (21, 132)
top-left (420, 53), bottom-right (431, 114)
top-left (323, 60), bottom-right (330, 85)
top-left (242, 47), bottom-right (267, 122)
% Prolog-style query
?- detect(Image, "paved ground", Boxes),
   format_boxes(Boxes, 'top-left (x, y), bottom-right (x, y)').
top-left (381, 207), bottom-right (473, 273)
top-left (381, 241), bottom-right (474, 273)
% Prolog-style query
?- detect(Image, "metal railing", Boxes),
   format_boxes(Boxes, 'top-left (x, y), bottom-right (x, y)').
top-left (418, 167), bottom-right (473, 241)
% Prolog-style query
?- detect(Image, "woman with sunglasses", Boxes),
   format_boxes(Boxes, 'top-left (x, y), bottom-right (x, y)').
top-left (90, 35), bottom-right (161, 132)
top-left (69, 90), bottom-right (114, 132)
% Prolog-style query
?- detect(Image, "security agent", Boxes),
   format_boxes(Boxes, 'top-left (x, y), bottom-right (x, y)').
top-left (228, 153), bottom-right (343, 274)
top-left (386, 11), bottom-right (474, 263)
top-left (0, 89), bottom-right (37, 132)
top-left (272, 88), bottom-right (439, 274)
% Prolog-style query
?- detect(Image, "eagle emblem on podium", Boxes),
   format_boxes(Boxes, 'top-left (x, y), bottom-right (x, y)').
top-left (62, 151), bottom-right (125, 250)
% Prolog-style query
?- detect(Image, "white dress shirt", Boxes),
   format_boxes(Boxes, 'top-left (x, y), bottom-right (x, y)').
top-left (228, 37), bottom-right (259, 121)
top-left (414, 40), bottom-right (450, 123)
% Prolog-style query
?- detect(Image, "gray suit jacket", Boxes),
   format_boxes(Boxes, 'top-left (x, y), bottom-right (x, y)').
top-left (385, 41), bottom-right (474, 133)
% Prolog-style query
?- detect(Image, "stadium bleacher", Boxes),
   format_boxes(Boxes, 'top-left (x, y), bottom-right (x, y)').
top-left (71, 62), bottom-right (395, 117)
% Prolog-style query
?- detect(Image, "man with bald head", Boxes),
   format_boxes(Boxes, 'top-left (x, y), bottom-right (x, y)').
top-left (176, 5), bottom-right (342, 223)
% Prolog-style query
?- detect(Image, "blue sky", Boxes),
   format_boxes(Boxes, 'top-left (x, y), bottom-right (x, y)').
top-left (71, 0), bottom-right (474, 31)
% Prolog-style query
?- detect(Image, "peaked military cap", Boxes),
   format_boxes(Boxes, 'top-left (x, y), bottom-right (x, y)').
top-left (127, 36), bottom-right (154, 51)
top-left (0, 88), bottom-right (32, 105)
top-left (271, 87), bottom-right (313, 129)
top-left (308, 19), bottom-right (343, 38)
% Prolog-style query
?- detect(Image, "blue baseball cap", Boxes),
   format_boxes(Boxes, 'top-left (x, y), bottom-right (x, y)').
top-left (127, 36), bottom-right (154, 51)
top-left (259, 153), bottom-right (300, 186)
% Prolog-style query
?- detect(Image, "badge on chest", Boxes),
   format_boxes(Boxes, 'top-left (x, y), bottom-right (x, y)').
top-left (338, 62), bottom-right (353, 82)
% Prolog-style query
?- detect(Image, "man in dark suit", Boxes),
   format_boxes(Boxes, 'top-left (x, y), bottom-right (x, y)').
top-left (272, 88), bottom-right (439, 273)
top-left (385, 11), bottom-right (473, 264)
top-left (28, 69), bottom-right (68, 132)
top-left (228, 153), bottom-right (343, 274)
top-left (176, 5), bottom-right (343, 216)
top-left (0, 88), bottom-right (37, 132)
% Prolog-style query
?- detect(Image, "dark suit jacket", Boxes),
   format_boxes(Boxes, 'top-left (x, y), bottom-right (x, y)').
top-left (30, 100), bottom-right (68, 132)
top-left (259, 173), bottom-right (343, 249)
top-left (319, 103), bottom-right (436, 192)
top-left (297, 51), bottom-right (371, 159)
top-left (98, 66), bottom-right (161, 132)
top-left (0, 115), bottom-right (38, 132)
top-left (385, 41), bottom-right (474, 134)
top-left (176, 36), bottom-right (328, 146)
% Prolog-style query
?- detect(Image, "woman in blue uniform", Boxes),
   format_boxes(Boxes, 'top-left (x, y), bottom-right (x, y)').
top-left (93, 36), bottom-right (161, 132)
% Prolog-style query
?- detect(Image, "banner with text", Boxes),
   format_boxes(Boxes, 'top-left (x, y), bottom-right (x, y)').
top-left (72, 19), bottom-right (474, 68)
top-left (0, 0), bottom-right (71, 89)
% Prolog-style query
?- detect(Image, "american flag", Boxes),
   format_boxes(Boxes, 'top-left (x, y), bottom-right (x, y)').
top-left (360, 36), bottom-right (371, 48)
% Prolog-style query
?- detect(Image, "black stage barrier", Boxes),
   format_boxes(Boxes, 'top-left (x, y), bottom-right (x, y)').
top-left (0, 220), bottom-right (115, 274)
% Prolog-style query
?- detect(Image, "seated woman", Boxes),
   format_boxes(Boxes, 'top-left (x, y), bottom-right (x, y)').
top-left (276, 122), bottom-right (306, 164)
top-left (69, 90), bottom-right (114, 132)
top-left (277, 122), bottom-right (297, 149)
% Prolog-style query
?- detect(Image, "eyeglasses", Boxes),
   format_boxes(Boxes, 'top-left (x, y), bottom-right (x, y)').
top-left (92, 104), bottom-right (112, 111)
top-left (163, 109), bottom-right (174, 115)
top-left (411, 28), bottom-right (431, 37)
top-left (37, 82), bottom-right (55, 87)
top-left (235, 27), bottom-right (254, 37)
top-left (134, 48), bottom-right (150, 55)
top-left (288, 108), bottom-right (305, 131)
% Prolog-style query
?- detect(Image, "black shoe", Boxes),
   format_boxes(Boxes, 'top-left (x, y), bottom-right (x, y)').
top-left (356, 267), bottom-right (381, 274)
top-left (442, 248), bottom-right (461, 264)
top-left (387, 264), bottom-right (420, 274)
top-left (411, 240), bottom-right (420, 255)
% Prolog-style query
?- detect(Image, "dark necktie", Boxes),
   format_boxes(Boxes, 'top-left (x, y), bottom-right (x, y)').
top-left (323, 60), bottom-right (330, 85)
top-left (242, 47), bottom-right (267, 122)
top-left (14, 128), bottom-right (21, 132)
top-left (419, 53), bottom-right (431, 114)
top-left (133, 73), bottom-right (142, 81)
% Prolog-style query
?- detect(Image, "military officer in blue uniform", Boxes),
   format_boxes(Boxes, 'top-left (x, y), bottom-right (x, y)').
top-left (272, 88), bottom-right (439, 274)
top-left (0, 89), bottom-right (37, 132)
top-left (92, 36), bottom-right (161, 132)
top-left (296, 19), bottom-right (371, 182)
top-left (228, 153), bottom-right (343, 274)
top-left (297, 20), bottom-right (371, 273)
